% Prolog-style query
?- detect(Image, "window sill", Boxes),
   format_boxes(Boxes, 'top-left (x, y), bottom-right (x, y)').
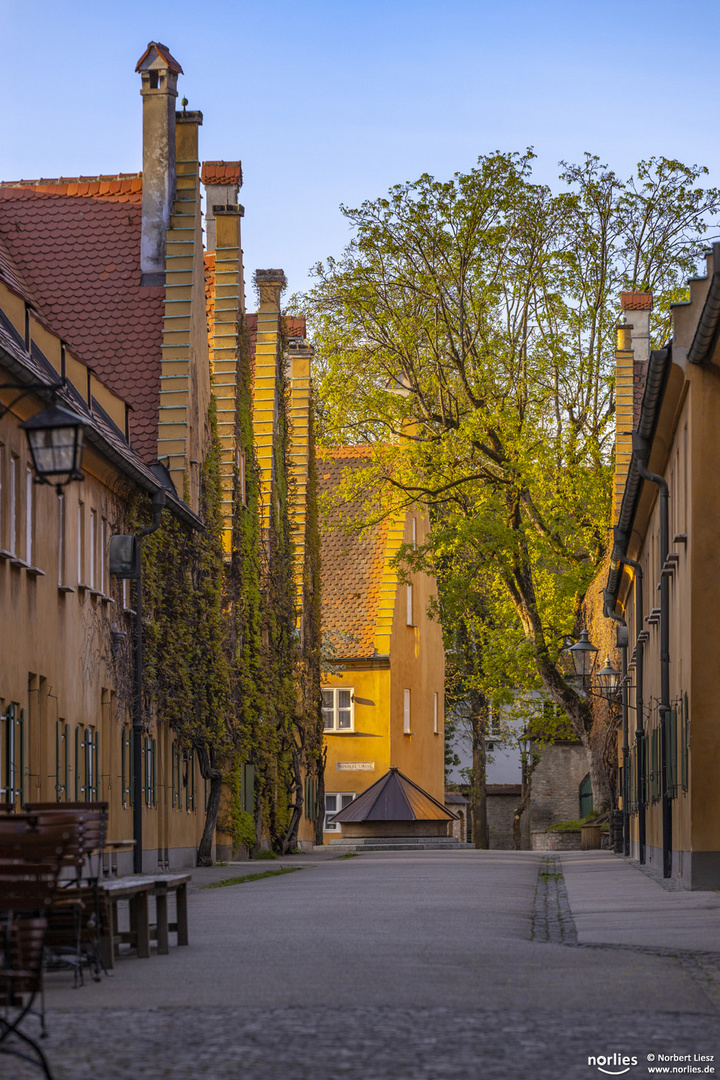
top-left (77, 582), bottom-right (93, 594)
top-left (100, 594), bottom-right (115, 606)
top-left (58, 584), bottom-right (76, 594)
top-left (10, 556), bottom-right (29, 570)
top-left (0, 549), bottom-right (15, 560)
top-left (26, 565), bottom-right (46, 578)
top-left (323, 730), bottom-right (356, 736)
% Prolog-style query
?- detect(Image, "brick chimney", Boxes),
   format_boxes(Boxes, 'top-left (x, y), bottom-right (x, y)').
top-left (135, 42), bottom-right (183, 285)
top-left (201, 161), bottom-right (243, 252)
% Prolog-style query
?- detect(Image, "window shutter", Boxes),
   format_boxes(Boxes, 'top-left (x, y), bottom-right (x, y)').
top-left (243, 763), bottom-right (255, 814)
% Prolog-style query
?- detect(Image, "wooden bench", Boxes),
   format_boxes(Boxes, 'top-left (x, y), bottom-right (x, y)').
top-left (99, 873), bottom-right (190, 966)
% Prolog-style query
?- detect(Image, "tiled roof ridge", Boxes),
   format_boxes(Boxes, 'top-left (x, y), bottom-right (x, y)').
top-left (318, 444), bottom-right (376, 459)
top-left (1, 173), bottom-right (142, 188)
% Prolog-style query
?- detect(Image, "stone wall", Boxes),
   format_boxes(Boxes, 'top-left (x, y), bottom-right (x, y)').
top-left (529, 742), bottom-right (590, 832)
top-left (487, 786), bottom-right (528, 849)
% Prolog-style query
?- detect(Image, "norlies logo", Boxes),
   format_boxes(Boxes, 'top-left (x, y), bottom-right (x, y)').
top-left (588, 1053), bottom-right (639, 1075)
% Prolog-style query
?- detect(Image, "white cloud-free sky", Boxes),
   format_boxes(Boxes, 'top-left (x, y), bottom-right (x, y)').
top-left (3, 0), bottom-right (720, 300)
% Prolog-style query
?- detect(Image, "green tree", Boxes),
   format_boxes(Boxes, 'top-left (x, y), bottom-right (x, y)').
top-left (300, 151), bottom-right (719, 811)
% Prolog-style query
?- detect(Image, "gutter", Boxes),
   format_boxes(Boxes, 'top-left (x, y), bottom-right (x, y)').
top-left (0, 331), bottom-right (202, 532)
top-left (687, 242), bottom-right (720, 366)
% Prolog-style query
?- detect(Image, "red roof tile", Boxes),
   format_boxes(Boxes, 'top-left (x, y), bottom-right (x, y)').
top-left (317, 447), bottom-right (389, 660)
top-left (621, 291), bottom-right (653, 311)
top-left (0, 178), bottom-right (162, 460)
top-left (201, 161), bottom-right (243, 187)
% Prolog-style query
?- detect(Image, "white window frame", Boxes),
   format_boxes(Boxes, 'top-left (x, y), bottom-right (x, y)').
top-left (322, 687), bottom-right (354, 732)
top-left (404, 688), bottom-right (411, 734)
top-left (434, 692), bottom-right (439, 734)
top-left (89, 509), bottom-right (96, 588)
top-left (9, 454), bottom-right (17, 556)
top-left (25, 466), bottom-right (33, 565)
top-left (57, 492), bottom-right (65, 586)
top-left (100, 516), bottom-right (106, 593)
top-left (77, 501), bottom-right (85, 584)
top-left (406, 583), bottom-right (413, 626)
top-left (324, 791), bottom-right (355, 833)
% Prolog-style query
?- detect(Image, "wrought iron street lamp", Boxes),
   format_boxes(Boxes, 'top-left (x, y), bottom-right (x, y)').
top-left (567, 627), bottom-right (598, 683)
top-left (596, 655), bottom-right (621, 701)
top-left (20, 402), bottom-right (86, 488)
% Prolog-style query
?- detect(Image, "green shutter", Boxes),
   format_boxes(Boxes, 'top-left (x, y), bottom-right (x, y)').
top-left (243, 763), bottom-right (255, 814)
top-left (681, 693), bottom-right (689, 792)
top-left (667, 709), bottom-right (678, 798)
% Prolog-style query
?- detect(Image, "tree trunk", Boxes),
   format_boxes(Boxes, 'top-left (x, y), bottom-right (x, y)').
top-left (281, 746), bottom-right (303, 854)
top-left (513, 745), bottom-right (539, 849)
top-left (588, 728), bottom-right (613, 814)
top-left (469, 690), bottom-right (489, 849)
top-left (314, 747), bottom-right (327, 847)
top-left (195, 744), bottom-right (222, 867)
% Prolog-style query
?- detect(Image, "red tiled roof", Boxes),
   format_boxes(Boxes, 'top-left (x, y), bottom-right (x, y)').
top-left (135, 42), bottom-right (183, 74)
top-left (0, 177), bottom-right (163, 461)
top-left (318, 447), bottom-right (388, 660)
top-left (201, 161), bottom-right (242, 187)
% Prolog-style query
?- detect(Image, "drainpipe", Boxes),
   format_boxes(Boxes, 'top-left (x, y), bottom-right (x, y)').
top-left (133, 488), bottom-right (166, 874)
top-left (604, 592), bottom-right (629, 856)
top-left (617, 544), bottom-right (646, 865)
top-left (633, 433), bottom-right (672, 878)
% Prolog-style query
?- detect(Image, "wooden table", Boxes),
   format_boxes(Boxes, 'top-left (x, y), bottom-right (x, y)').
top-left (99, 873), bottom-right (190, 966)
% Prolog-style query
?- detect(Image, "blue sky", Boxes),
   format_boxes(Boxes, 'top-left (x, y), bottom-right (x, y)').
top-left (3, 0), bottom-right (720, 300)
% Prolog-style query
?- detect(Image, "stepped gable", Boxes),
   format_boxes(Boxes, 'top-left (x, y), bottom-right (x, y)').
top-left (317, 446), bottom-right (389, 660)
top-left (0, 176), bottom-right (163, 461)
top-left (330, 767), bottom-right (456, 823)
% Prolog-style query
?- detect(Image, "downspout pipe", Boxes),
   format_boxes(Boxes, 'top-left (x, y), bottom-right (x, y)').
top-left (633, 433), bottom-right (672, 878)
top-left (615, 532), bottom-right (646, 865)
top-left (603, 591), bottom-right (629, 857)
top-left (133, 488), bottom-right (167, 874)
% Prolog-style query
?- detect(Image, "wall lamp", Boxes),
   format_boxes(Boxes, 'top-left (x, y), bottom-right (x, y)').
top-left (1, 382), bottom-right (86, 489)
top-left (567, 628), bottom-right (621, 702)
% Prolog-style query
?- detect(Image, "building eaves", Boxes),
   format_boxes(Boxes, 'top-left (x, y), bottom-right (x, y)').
top-left (687, 241), bottom-right (720, 366)
top-left (606, 346), bottom-right (672, 604)
top-left (0, 320), bottom-right (201, 531)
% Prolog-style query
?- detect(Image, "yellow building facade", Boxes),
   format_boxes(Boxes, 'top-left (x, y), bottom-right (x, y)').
top-left (318, 448), bottom-right (445, 837)
top-left (605, 275), bottom-right (720, 888)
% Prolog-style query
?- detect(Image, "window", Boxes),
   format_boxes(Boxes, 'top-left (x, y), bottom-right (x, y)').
top-left (25, 466), bottom-right (33, 564)
top-left (404, 688), bottom-right (411, 733)
top-left (100, 516), bottom-right (107, 593)
top-left (304, 774), bottom-right (316, 820)
top-left (143, 736), bottom-right (157, 807)
top-left (9, 455), bottom-right (17, 556)
top-left (55, 720), bottom-right (69, 801)
top-left (433, 692), bottom-right (439, 734)
top-left (75, 726), bottom-right (99, 801)
top-left (58, 493), bottom-right (66, 586)
top-left (411, 516), bottom-right (417, 550)
top-left (322, 687), bottom-right (353, 731)
top-left (0, 703), bottom-right (25, 807)
top-left (77, 501), bottom-right (85, 583)
top-left (324, 792), bottom-right (354, 832)
top-left (89, 510), bottom-right (96, 588)
top-left (406, 583), bottom-right (413, 626)
top-left (121, 726), bottom-right (133, 808)
top-left (171, 742), bottom-right (196, 811)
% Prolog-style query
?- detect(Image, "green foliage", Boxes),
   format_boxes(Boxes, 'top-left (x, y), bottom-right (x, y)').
top-left (299, 151), bottom-right (720, 800)
top-left (547, 812), bottom-right (599, 831)
top-left (128, 398), bottom-right (230, 763)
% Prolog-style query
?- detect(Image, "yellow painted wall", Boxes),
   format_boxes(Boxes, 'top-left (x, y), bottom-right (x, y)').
top-left (321, 507), bottom-right (445, 835)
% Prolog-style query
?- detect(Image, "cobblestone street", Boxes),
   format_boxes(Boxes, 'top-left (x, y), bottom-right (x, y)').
top-left (11, 851), bottom-right (720, 1080)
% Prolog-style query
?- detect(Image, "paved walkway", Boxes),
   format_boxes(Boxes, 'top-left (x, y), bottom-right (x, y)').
top-left (9, 850), bottom-right (720, 1079)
